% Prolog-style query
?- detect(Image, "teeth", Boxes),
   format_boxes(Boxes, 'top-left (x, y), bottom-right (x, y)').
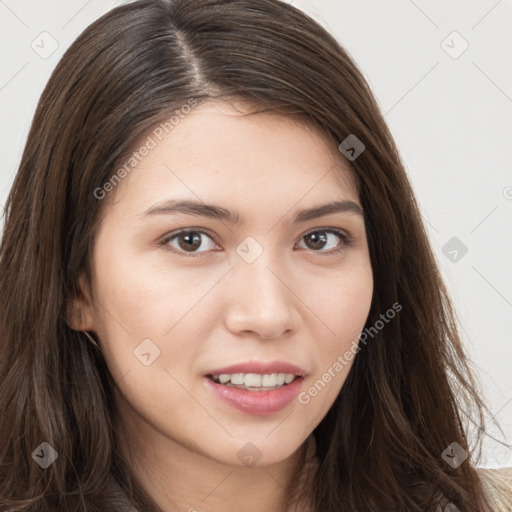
top-left (212, 372), bottom-right (297, 388)
top-left (244, 373), bottom-right (262, 387)
top-left (230, 373), bottom-right (245, 385)
top-left (261, 374), bottom-right (277, 387)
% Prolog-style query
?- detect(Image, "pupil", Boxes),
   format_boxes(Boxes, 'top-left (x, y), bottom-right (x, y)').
top-left (306, 232), bottom-right (326, 250)
top-left (179, 232), bottom-right (201, 251)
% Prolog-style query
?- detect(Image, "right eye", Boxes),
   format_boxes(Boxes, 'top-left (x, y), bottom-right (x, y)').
top-left (160, 229), bottom-right (221, 256)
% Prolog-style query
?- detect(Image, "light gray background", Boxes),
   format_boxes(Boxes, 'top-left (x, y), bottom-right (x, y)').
top-left (1, 0), bottom-right (510, 468)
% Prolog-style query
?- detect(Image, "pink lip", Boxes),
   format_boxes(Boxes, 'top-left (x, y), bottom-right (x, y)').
top-left (204, 375), bottom-right (304, 415)
top-left (206, 360), bottom-right (306, 377)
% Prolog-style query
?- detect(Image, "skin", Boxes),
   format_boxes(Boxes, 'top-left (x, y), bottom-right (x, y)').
top-left (73, 99), bottom-right (373, 512)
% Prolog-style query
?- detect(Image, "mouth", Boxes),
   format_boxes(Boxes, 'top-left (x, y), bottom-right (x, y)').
top-left (207, 372), bottom-right (301, 391)
top-left (203, 362), bottom-right (306, 415)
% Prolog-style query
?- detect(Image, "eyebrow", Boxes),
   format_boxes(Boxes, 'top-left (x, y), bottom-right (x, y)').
top-left (143, 198), bottom-right (364, 224)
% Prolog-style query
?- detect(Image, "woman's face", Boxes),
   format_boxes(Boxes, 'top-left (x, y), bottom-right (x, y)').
top-left (78, 99), bottom-right (373, 467)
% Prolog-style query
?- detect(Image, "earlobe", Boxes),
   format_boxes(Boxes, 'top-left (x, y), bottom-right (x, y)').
top-left (66, 298), bottom-right (86, 331)
top-left (66, 275), bottom-right (95, 331)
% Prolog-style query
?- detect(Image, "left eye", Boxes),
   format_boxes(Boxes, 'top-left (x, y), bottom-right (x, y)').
top-left (297, 229), bottom-right (349, 253)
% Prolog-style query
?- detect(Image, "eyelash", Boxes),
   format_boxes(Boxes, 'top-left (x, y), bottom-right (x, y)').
top-left (159, 228), bottom-right (353, 258)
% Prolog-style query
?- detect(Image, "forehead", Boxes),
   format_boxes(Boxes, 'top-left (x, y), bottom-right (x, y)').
top-left (104, 99), bottom-right (359, 212)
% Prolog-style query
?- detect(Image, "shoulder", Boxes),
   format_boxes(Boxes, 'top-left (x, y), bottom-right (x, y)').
top-left (476, 466), bottom-right (512, 511)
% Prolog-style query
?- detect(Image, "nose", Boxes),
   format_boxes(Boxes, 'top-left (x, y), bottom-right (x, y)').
top-left (224, 255), bottom-right (298, 340)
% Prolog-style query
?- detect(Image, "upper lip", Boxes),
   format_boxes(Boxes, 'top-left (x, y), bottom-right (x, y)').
top-left (207, 361), bottom-right (307, 377)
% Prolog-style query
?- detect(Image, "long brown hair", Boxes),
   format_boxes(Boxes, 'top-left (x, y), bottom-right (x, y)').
top-left (0, 0), bottom-right (500, 510)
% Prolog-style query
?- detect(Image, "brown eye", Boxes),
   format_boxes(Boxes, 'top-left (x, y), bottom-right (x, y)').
top-left (163, 230), bottom-right (218, 254)
top-left (298, 229), bottom-right (351, 254)
top-left (177, 232), bottom-right (202, 251)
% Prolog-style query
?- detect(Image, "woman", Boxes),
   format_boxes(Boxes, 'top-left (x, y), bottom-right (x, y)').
top-left (0, 0), bottom-right (510, 510)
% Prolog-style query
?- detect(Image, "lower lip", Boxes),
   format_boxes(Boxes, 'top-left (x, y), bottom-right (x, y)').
top-left (204, 376), bottom-right (304, 415)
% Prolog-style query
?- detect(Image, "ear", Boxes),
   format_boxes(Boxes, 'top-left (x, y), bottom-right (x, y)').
top-left (66, 274), bottom-right (96, 332)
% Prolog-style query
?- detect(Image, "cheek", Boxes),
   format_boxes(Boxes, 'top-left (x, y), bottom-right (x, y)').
top-left (92, 245), bottom-right (207, 333)
top-left (90, 244), bottom-right (225, 377)
top-left (298, 257), bottom-right (373, 340)
top-left (295, 259), bottom-right (373, 402)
